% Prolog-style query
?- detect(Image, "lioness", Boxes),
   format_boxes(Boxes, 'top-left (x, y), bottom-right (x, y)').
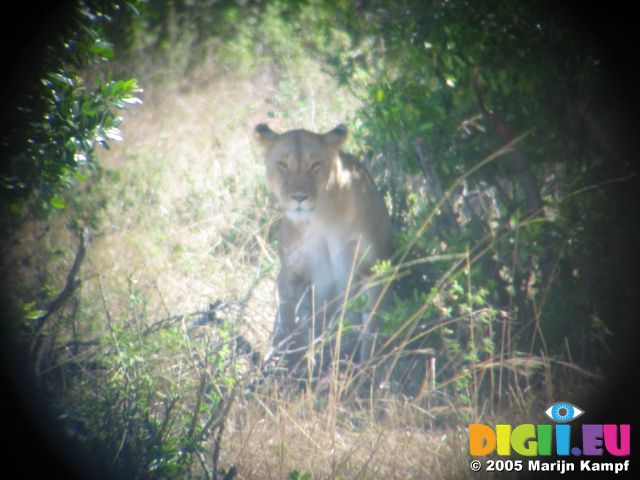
top-left (255, 123), bottom-right (392, 367)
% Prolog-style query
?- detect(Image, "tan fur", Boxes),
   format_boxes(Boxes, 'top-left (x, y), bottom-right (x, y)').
top-left (255, 124), bottom-right (392, 365)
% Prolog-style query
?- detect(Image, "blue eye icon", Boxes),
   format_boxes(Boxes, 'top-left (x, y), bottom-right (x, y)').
top-left (545, 402), bottom-right (584, 423)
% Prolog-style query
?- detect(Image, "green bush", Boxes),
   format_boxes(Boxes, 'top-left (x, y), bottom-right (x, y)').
top-left (2, 2), bottom-right (142, 212)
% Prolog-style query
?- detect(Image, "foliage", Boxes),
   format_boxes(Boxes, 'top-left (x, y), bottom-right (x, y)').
top-left (63, 313), bottom-right (238, 479)
top-left (288, 469), bottom-right (311, 480)
top-left (1, 2), bottom-right (142, 212)
top-left (307, 0), bottom-right (634, 366)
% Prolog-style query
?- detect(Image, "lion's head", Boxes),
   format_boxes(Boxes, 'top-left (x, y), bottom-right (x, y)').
top-left (255, 124), bottom-right (348, 222)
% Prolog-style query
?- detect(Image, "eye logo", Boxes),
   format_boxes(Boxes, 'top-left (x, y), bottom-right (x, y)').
top-left (545, 402), bottom-right (584, 423)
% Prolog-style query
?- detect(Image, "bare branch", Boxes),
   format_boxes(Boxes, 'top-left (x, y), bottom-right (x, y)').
top-left (30, 229), bottom-right (88, 355)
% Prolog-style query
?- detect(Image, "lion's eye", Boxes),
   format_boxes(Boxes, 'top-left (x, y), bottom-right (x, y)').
top-left (310, 161), bottom-right (322, 173)
top-left (277, 161), bottom-right (289, 172)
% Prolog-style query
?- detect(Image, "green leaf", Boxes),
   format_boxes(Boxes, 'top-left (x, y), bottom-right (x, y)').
top-left (25, 309), bottom-right (47, 320)
top-left (49, 72), bottom-right (75, 88)
top-left (81, 100), bottom-right (99, 116)
top-left (418, 122), bottom-right (435, 132)
top-left (90, 39), bottom-right (114, 59)
top-left (72, 170), bottom-right (88, 182)
top-left (9, 203), bottom-right (22, 215)
top-left (49, 196), bottom-right (66, 209)
top-left (122, 95), bottom-right (143, 105)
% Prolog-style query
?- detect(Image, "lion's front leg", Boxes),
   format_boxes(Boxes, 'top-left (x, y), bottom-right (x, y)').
top-left (273, 264), bottom-right (314, 363)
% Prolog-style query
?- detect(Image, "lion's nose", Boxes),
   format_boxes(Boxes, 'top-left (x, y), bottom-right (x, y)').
top-left (291, 193), bottom-right (309, 204)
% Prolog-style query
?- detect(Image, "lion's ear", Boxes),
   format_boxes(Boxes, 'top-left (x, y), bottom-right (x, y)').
top-left (322, 124), bottom-right (348, 148)
top-left (255, 123), bottom-right (279, 146)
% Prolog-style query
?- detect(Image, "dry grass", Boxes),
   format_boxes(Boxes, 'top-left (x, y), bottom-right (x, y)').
top-left (71, 62), bottom-right (359, 353)
top-left (84, 62), bottom-right (490, 479)
top-left (221, 392), bottom-right (474, 480)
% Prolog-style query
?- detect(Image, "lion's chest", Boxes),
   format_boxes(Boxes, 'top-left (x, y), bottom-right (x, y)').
top-left (284, 222), bottom-right (358, 303)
